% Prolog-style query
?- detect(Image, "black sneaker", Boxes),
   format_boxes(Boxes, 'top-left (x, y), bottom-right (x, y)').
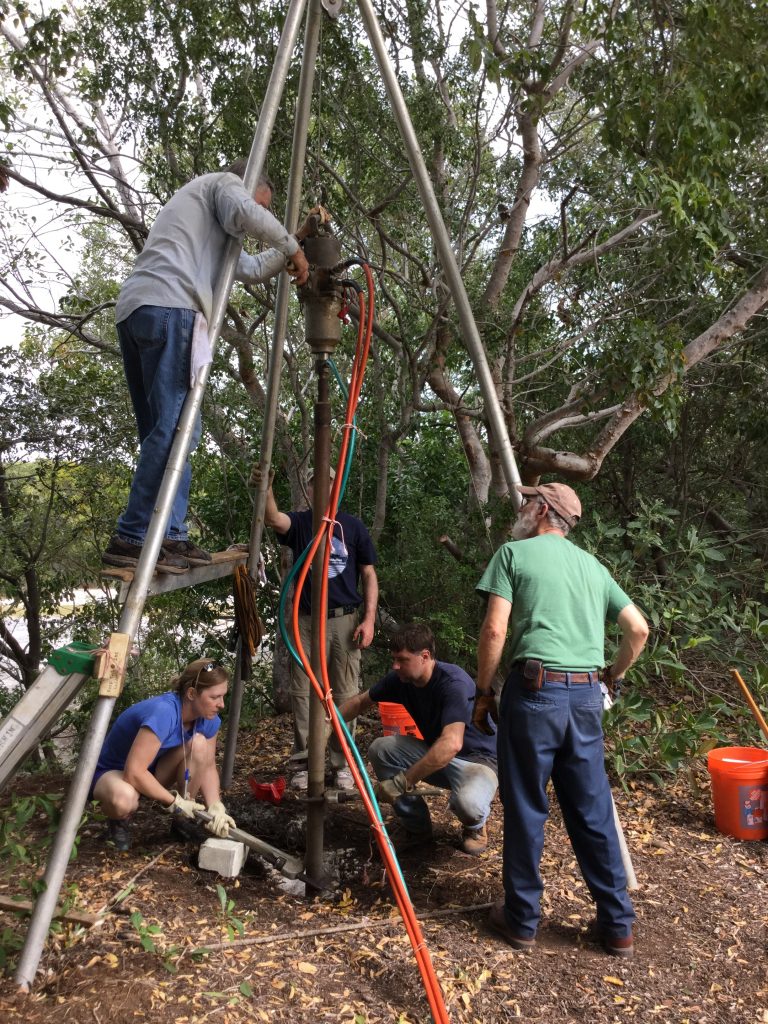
top-left (102, 535), bottom-right (189, 575)
top-left (106, 817), bottom-right (133, 852)
top-left (162, 539), bottom-right (212, 566)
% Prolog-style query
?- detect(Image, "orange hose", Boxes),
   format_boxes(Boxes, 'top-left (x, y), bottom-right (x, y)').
top-left (291, 267), bottom-right (450, 1024)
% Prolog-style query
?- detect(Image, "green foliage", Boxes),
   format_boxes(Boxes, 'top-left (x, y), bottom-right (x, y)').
top-left (591, 0), bottom-right (768, 254)
top-left (2, 0), bottom-right (768, 794)
top-left (0, 793), bottom-right (86, 970)
top-left (216, 882), bottom-right (245, 941)
top-left (580, 494), bottom-right (768, 781)
top-left (0, 791), bottom-right (83, 869)
top-left (130, 910), bottom-right (163, 953)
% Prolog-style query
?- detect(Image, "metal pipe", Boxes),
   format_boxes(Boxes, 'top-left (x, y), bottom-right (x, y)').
top-left (611, 794), bottom-right (638, 891)
top-left (356, 0), bottom-right (522, 509)
top-left (305, 356), bottom-right (332, 887)
top-left (220, 653), bottom-right (245, 792)
top-left (222, 0), bottom-right (323, 788)
top-left (15, 699), bottom-right (112, 988)
top-left (193, 810), bottom-right (305, 879)
top-left (15, 0), bottom-right (309, 990)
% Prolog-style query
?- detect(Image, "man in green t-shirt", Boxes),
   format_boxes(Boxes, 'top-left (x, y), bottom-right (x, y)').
top-left (473, 482), bottom-right (648, 958)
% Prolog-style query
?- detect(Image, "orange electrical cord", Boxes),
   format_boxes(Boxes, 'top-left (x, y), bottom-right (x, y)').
top-left (291, 265), bottom-right (451, 1024)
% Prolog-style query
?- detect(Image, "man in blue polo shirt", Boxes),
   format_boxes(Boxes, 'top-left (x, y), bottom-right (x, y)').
top-left (262, 467), bottom-right (378, 791)
top-left (339, 623), bottom-right (498, 855)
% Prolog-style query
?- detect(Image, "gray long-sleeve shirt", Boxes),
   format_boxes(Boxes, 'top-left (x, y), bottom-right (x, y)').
top-left (115, 172), bottom-right (300, 324)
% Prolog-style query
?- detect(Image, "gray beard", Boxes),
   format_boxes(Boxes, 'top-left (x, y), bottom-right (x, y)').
top-left (510, 518), bottom-right (536, 540)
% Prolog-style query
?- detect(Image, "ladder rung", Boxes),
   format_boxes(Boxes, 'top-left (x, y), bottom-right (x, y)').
top-left (101, 548), bottom-right (249, 600)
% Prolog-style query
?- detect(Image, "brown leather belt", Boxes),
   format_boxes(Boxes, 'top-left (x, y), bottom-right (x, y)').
top-left (542, 670), bottom-right (599, 684)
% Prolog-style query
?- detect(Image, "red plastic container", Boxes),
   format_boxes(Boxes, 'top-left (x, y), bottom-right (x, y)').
top-left (707, 746), bottom-right (768, 840)
top-left (378, 701), bottom-right (423, 740)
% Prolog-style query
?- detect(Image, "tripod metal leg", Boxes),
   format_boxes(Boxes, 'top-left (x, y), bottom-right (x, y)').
top-left (221, 0), bottom-right (323, 790)
top-left (15, 699), bottom-right (112, 989)
top-left (356, 0), bottom-right (523, 508)
top-left (15, 0), bottom-right (309, 990)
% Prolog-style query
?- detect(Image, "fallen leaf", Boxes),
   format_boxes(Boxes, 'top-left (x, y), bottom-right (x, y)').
top-left (603, 976), bottom-right (625, 986)
top-left (297, 961), bottom-right (317, 975)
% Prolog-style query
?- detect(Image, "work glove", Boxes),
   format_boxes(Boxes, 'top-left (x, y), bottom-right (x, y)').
top-left (205, 800), bottom-right (237, 838)
top-left (165, 790), bottom-right (205, 820)
top-left (296, 204), bottom-right (332, 240)
top-left (472, 693), bottom-right (499, 736)
top-left (373, 771), bottom-right (413, 805)
top-left (600, 667), bottom-right (624, 701)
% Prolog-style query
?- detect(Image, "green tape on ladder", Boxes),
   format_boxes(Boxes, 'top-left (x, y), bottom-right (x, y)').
top-left (48, 641), bottom-right (99, 677)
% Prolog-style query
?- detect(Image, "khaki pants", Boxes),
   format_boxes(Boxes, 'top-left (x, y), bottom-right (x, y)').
top-left (290, 612), bottom-right (361, 769)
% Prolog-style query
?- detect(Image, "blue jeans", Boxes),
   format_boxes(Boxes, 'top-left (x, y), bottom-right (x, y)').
top-left (116, 306), bottom-right (202, 544)
top-left (497, 668), bottom-right (634, 940)
top-left (368, 734), bottom-right (498, 836)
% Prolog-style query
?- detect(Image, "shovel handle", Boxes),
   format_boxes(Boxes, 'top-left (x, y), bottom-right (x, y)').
top-left (730, 669), bottom-right (768, 743)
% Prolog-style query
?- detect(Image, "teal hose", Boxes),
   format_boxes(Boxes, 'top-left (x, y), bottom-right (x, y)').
top-left (273, 358), bottom-right (406, 890)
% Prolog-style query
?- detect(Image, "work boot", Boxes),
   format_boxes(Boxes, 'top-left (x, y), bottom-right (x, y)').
top-left (106, 817), bottom-right (133, 852)
top-left (162, 539), bottom-right (212, 566)
top-left (599, 927), bottom-right (634, 959)
top-left (102, 535), bottom-right (189, 575)
top-left (583, 920), bottom-right (635, 959)
top-left (487, 901), bottom-right (536, 952)
top-left (102, 535), bottom-right (143, 569)
top-left (460, 823), bottom-right (488, 856)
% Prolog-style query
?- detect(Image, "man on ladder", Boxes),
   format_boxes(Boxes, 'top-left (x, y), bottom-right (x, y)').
top-left (103, 160), bottom-right (310, 575)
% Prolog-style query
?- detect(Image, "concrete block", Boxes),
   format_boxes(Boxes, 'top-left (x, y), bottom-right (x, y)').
top-left (198, 838), bottom-right (247, 877)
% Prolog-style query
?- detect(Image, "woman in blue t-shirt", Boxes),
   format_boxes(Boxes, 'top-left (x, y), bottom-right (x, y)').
top-left (91, 658), bottom-right (236, 851)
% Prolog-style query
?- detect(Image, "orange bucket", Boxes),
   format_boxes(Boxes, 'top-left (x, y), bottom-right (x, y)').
top-left (378, 701), bottom-right (423, 740)
top-left (707, 746), bottom-right (768, 840)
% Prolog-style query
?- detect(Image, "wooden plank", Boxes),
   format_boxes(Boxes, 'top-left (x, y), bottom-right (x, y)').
top-left (0, 894), bottom-right (101, 926)
top-left (101, 548), bottom-right (249, 600)
top-left (97, 632), bottom-right (131, 698)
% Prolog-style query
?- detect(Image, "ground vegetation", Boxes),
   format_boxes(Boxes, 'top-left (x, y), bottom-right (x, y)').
top-left (0, 3), bottom-right (767, 1005)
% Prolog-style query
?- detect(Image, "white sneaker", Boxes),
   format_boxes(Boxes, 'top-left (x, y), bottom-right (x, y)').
top-left (334, 767), bottom-right (355, 791)
top-left (290, 770), bottom-right (308, 791)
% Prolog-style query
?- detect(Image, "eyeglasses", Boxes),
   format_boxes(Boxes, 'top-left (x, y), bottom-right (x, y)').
top-left (191, 660), bottom-right (222, 688)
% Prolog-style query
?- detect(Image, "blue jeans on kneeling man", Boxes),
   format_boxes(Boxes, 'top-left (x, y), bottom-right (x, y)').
top-left (368, 734), bottom-right (498, 836)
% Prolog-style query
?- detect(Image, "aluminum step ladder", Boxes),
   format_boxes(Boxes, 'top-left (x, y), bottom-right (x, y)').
top-left (0, 669), bottom-right (89, 794)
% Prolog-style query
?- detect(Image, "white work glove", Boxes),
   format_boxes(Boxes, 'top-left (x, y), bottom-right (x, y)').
top-left (205, 800), bottom-right (237, 838)
top-left (165, 790), bottom-right (205, 820)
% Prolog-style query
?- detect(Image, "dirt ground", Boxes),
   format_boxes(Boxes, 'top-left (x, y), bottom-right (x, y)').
top-left (1, 712), bottom-right (766, 1024)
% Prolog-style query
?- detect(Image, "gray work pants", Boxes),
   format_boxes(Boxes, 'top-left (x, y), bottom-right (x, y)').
top-left (290, 611), bottom-right (361, 769)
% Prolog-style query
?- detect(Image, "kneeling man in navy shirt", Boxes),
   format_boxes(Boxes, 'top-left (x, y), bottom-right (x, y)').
top-left (339, 623), bottom-right (497, 855)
